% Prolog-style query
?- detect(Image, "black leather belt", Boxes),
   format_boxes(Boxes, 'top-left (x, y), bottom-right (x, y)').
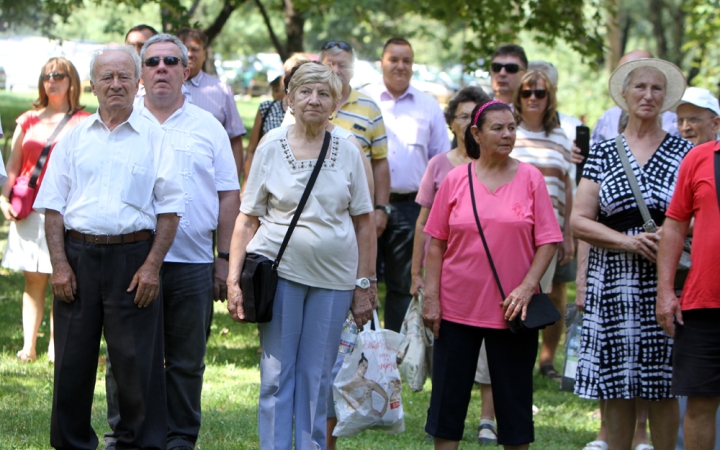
top-left (389, 192), bottom-right (417, 202)
top-left (67, 229), bottom-right (153, 245)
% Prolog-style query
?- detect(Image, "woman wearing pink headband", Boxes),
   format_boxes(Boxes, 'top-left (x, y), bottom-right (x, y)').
top-left (422, 99), bottom-right (563, 450)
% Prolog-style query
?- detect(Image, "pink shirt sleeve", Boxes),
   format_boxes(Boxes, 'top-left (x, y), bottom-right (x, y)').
top-left (423, 173), bottom-right (453, 240)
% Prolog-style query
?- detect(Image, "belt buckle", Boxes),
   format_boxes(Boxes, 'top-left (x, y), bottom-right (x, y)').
top-left (94, 234), bottom-right (111, 244)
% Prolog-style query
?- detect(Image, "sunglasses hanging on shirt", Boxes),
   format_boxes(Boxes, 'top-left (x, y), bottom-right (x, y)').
top-left (144, 56), bottom-right (181, 67)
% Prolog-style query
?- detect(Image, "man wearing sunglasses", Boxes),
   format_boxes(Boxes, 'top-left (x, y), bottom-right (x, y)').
top-left (103, 34), bottom-right (239, 450)
top-left (176, 28), bottom-right (246, 185)
top-left (489, 44), bottom-right (527, 105)
top-left (361, 37), bottom-right (450, 333)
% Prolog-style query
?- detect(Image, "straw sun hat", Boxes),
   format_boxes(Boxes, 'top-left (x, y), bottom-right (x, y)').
top-left (608, 58), bottom-right (686, 113)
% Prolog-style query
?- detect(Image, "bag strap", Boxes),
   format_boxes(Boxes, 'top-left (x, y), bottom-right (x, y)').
top-left (614, 134), bottom-right (655, 231)
top-left (467, 163), bottom-right (506, 301)
top-left (29, 110), bottom-right (75, 188)
top-left (273, 130), bottom-right (331, 269)
top-left (715, 148), bottom-right (720, 212)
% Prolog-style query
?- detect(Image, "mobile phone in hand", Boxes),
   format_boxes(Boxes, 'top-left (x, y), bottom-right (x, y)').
top-left (575, 125), bottom-right (590, 185)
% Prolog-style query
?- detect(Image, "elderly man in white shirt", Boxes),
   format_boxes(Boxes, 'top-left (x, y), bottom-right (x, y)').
top-left (102, 34), bottom-right (240, 450)
top-left (34, 46), bottom-right (185, 450)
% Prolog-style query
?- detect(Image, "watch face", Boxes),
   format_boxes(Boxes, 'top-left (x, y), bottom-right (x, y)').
top-left (357, 278), bottom-right (370, 289)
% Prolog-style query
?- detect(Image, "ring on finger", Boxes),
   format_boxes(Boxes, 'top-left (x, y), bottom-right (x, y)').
top-left (511, 301), bottom-right (517, 306)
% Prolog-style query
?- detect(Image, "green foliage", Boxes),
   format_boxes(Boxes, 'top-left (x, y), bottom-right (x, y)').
top-left (410, 0), bottom-right (606, 70)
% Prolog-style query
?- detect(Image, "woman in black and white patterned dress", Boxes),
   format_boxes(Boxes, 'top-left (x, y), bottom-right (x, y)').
top-left (571, 58), bottom-right (691, 450)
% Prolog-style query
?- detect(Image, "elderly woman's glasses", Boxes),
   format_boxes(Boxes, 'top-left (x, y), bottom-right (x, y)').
top-left (454, 114), bottom-right (472, 121)
top-left (520, 89), bottom-right (547, 99)
top-left (321, 41), bottom-right (352, 52)
top-left (42, 72), bottom-right (67, 81)
top-left (490, 62), bottom-right (521, 74)
top-left (144, 56), bottom-right (181, 67)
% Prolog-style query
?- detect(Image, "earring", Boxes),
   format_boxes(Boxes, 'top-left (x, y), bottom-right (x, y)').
top-left (329, 114), bottom-right (334, 120)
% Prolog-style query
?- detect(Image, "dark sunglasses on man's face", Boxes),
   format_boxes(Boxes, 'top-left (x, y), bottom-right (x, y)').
top-left (491, 62), bottom-right (521, 74)
top-left (144, 56), bottom-right (181, 67)
top-left (321, 41), bottom-right (352, 52)
top-left (521, 89), bottom-right (548, 99)
top-left (42, 72), bottom-right (67, 81)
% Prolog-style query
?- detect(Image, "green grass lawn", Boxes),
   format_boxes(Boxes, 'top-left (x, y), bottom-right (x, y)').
top-left (0, 91), bottom-right (600, 448)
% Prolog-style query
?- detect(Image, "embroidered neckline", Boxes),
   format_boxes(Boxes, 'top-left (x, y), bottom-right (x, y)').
top-left (281, 135), bottom-right (339, 171)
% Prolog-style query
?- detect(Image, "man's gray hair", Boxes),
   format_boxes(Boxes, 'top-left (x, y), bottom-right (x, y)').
top-left (140, 34), bottom-right (189, 68)
top-left (319, 45), bottom-right (356, 64)
top-left (528, 60), bottom-right (558, 87)
top-left (90, 45), bottom-right (141, 84)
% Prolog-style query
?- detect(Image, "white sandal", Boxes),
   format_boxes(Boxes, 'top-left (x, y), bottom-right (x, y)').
top-left (634, 445), bottom-right (653, 450)
top-left (477, 420), bottom-right (497, 445)
top-left (583, 441), bottom-right (608, 450)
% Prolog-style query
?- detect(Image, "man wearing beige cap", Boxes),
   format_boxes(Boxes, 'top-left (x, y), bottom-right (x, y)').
top-left (674, 87), bottom-right (720, 146)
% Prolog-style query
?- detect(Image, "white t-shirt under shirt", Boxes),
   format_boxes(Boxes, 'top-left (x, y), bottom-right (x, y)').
top-left (511, 126), bottom-right (573, 228)
top-left (241, 125), bottom-right (373, 290)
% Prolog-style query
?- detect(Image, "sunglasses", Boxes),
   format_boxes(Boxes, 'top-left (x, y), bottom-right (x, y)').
top-left (42, 72), bottom-right (67, 81)
top-left (520, 89), bottom-right (548, 99)
top-left (490, 62), bottom-right (521, 74)
top-left (144, 56), bottom-right (181, 67)
top-left (321, 41), bottom-right (352, 52)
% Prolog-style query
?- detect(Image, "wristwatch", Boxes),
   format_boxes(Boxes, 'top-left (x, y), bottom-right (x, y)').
top-left (217, 252), bottom-right (230, 261)
top-left (375, 204), bottom-right (392, 215)
top-left (355, 277), bottom-right (371, 289)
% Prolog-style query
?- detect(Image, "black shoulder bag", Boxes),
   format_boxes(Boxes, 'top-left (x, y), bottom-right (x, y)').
top-left (240, 131), bottom-right (331, 323)
top-left (467, 163), bottom-right (561, 333)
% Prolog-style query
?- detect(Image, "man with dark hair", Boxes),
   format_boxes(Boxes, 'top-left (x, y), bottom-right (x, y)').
top-left (125, 24), bottom-right (158, 55)
top-left (176, 28), bottom-right (246, 183)
top-left (490, 44), bottom-right (528, 105)
top-left (361, 37), bottom-right (450, 333)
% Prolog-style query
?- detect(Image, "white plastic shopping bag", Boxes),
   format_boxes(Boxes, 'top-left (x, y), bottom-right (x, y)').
top-left (332, 310), bottom-right (406, 437)
top-left (397, 290), bottom-right (434, 392)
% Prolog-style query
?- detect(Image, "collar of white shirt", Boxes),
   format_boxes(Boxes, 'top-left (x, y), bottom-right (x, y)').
top-left (89, 107), bottom-right (144, 134)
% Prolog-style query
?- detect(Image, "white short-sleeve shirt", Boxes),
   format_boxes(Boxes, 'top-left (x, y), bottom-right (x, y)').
top-left (138, 100), bottom-right (239, 263)
top-left (241, 125), bottom-right (373, 290)
top-left (34, 110), bottom-right (185, 234)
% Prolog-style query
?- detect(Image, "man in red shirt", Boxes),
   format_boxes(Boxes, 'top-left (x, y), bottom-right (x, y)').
top-left (657, 131), bottom-right (720, 449)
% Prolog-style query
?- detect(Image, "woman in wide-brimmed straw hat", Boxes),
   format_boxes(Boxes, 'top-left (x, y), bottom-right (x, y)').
top-left (571, 58), bottom-right (691, 449)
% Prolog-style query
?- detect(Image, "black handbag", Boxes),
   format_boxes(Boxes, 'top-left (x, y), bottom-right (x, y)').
top-left (467, 163), bottom-right (561, 334)
top-left (240, 131), bottom-right (331, 323)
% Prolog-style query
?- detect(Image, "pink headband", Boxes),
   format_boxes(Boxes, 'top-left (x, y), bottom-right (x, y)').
top-left (473, 100), bottom-right (504, 125)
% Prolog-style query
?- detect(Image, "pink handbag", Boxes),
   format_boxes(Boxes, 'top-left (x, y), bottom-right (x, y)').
top-left (9, 111), bottom-right (75, 220)
top-left (9, 176), bottom-right (36, 220)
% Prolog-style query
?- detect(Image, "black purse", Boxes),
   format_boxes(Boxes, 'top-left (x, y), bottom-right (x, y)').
top-left (240, 131), bottom-right (331, 323)
top-left (467, 163), bottom-right (561, 334)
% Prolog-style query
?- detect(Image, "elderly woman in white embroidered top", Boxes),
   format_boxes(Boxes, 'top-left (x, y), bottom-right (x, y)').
top-left (226, 61), bottom-right (375, 450)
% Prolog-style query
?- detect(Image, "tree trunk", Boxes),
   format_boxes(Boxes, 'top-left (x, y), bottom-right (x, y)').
top-left (648, 0), bottom-right (668, 60)
top-left (255, 0), bottom-right (288, 61)
top-left (204, 0), bottom-right (241, 46)
top-left (283, 0), bottom-right (305, 56)
top-left (605, 0), bottom-right (623, 72)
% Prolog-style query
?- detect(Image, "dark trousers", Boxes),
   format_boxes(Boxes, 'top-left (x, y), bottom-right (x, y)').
top-left (425, 320), bottom-right (538, 446)
top-left (51, 236), bottom-right (166, 450)
top-left (106, 263), bottom-right (214, 449)
top-left (378, 197), bottom-right (420, 332)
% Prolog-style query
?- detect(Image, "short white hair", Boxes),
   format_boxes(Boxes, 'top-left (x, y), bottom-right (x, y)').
top-left (90, 45), bottom-right (141, 84)
top-left (141, 34), bottom-right (189, 68)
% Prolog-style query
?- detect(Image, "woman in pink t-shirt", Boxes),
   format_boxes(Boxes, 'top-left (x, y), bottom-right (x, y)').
top-left (422, 100), bottom-right (562, 450)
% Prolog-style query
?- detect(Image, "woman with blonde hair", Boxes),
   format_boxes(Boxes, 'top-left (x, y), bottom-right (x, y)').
top-left (512, 69), bottom-right (575, 380)
top-left (227, 61), bottom-right (375, 449)
top-left (0, 57), bottom-right (90, 362)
